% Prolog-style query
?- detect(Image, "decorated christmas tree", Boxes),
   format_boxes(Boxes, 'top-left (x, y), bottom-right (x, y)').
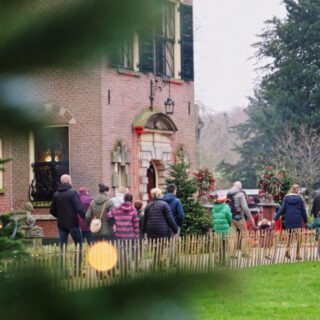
top-left (166, 161), bottom-right (211, 236)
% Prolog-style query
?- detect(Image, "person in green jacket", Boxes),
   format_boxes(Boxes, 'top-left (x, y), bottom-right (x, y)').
top-left (212, 194), bottom-right (232, 264)
top-left (213, 195), bottom-right (232, 234)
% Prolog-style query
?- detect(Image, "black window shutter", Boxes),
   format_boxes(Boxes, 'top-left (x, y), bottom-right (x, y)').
top-left (156, 1), bottom-right (165, 76)
top-left (156, 31), bottom-right (164, 76)
top-left (180, 4), bottom-right (194, 81)
top-left (139, 30), bottom-right (155, 73)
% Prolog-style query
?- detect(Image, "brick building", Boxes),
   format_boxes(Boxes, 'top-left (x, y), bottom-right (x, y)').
top-left (0, 0), bottom-right (197, 237)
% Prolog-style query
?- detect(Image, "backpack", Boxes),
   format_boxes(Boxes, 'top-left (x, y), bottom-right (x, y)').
top-left (226, 193), bottom-right (241, 216)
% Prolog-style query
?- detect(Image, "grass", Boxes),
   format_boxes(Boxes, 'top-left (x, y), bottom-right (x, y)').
top-left (185, 262), bottom-right (320, 320)
top-left (1, 260), bottom-right (319, 320)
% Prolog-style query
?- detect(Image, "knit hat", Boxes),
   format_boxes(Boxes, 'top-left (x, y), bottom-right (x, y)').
top-left (213, 194), bottom-right (226, 203)
top-left (79, 186), bottom-right (89, 194)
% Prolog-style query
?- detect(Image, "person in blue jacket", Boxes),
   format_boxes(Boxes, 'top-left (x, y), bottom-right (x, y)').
top-left (273, 184), bottom-right (307, 259)
top-left (163, 184), bottom-right (185, 235)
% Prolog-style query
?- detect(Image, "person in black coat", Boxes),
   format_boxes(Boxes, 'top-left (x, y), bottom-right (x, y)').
top-left (50, 174), bottom-right (85, 251)
top-left (311, 192), bottom-right (320, 219)
top-left (142, 188), bottom-right (178, 239)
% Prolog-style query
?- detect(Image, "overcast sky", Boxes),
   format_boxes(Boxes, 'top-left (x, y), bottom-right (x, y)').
top-left (193, 0), bottom-right (286, 112)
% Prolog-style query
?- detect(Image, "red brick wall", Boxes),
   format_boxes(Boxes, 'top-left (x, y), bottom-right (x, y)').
top-left (32, 208), bottom-right (59, 238)
top-left (101, 68), bottom-right (196, 201)
top-left (11, 134), bottom-right (31, 210)
top-left (0, 0), bottom-right (197, 231)
top-left (36, 220), bottom-right (58, 238)
top-left (32, 64), bottom-right (103, 196)
top-left (1, 66), bottom-right (196, 215)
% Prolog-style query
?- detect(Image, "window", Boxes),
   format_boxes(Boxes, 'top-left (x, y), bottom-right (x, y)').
top-left (140, 1), bottom-right (178, 77)
top-left (118, 36), bottom-right (134, 69)
top-left (160, 1), bottom-right (176, 77)
top-left (30, 127), bottom-right (69, 201)
top-left (34, 127), bottom-right (69, 163)
top-left (139, 1), bottom-right (193, 81)
top-left (110, 34), bottom-right (138, 70)
top-left (111, 1), bottom-right (193, 80)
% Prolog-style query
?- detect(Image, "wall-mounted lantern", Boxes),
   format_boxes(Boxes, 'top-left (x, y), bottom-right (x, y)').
top-left (149, 77), bottom-right (175, 115)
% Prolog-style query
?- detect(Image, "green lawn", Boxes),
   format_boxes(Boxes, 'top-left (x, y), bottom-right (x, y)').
top-left (1, 262), bottom-right (319, 320)
top-left (186, 262), bottom-right (320, 320)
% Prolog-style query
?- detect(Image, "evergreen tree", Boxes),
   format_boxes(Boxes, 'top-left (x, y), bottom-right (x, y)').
top-left (0, 212), bottom-right (28, 265)
top-left (0, 158), bottom-right (27, 264)
top-left (166, 162), bottom-right (211, 236)
top-left (221, 0), bottom-right (320, 186)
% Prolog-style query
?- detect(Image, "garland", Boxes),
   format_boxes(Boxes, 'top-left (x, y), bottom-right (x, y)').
top-left (257, 166), bottom-right (293, 202)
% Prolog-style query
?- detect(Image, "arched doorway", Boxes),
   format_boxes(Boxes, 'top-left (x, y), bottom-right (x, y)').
top-left (133, 109), bottom-right (178, 203)
top-left (147, 162), bottom-right (156, 202)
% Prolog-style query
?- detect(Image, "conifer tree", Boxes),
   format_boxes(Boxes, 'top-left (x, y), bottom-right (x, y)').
top-left (220, 0), bottom-right (320, 187)
top-left (166, 161), bottom-right (211, 236)
top-left (0, 212), bottom-right (28, 265)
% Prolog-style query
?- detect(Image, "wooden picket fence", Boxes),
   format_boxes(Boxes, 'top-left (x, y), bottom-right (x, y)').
top-left (2, 229), bottom-right (320, 291)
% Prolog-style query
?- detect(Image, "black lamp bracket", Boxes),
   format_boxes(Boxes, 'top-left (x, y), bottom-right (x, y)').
top-left (149, 76), bottom-right (170, 109)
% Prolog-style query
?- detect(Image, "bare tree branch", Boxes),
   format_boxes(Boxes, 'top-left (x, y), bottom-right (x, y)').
top-left (274, 126), bottom-right (320, 191)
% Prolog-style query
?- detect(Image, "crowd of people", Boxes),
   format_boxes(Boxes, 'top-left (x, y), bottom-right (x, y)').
top-left (213, 181), bottom-right (320, 259)
top-left (50, 174), bottom-right (184, 251)
top-left (50, 174), bottom-right (320, 265)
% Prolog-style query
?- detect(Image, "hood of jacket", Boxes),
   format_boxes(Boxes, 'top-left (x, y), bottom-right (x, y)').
top-left (228, 187), bottom-right (241, 196)
top-left (94, 193), bottom-right (108, 205)
top-left (162, 193), bottom-right (177, 203)
top-left (57, 184), bottom-right (72, 192)
top-left (118, 202), bottom-right (135, 212)
top-left (112, 193), bottom-right (125, 206)
top-left (285, 194), bottom-right (302, 205)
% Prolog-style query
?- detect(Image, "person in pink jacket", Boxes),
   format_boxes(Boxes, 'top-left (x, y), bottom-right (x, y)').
top-left (108, 193), bottom-right (139, 240)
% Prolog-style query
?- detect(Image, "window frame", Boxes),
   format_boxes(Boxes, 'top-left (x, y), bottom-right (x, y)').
top-left (110, 33), bottom-right (140, 72)
top-left (139, 0), bottom-right (181, 79)
top-left (118, 35), bottom-right (134, 70)
top-left (161, 0), bottom-right (176, 77)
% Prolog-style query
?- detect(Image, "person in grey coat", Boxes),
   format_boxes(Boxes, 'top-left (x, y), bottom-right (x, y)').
top-left (86, 183), bottom-right (114, 241)
top-left (227, 181), bottom-right (256, 256)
